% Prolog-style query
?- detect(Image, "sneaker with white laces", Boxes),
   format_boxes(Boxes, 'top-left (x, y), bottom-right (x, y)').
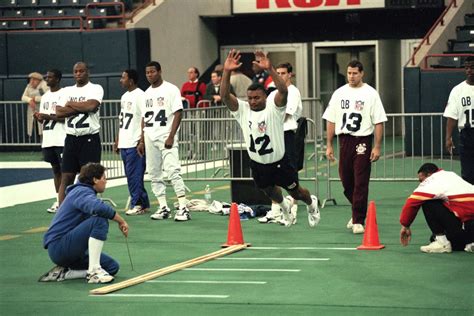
top-left (420, 240), bottom-right (452, 253)
top-left (346, 218), bottom-right (354, 229)
top-left (47, 201), bottom-right (59, 214)
top-left (307, 195), bottom-right (320, 227)
top-left (87, 267), bottom-right (114, 284)
top-left (280, 197), bottom-right (294, 227)
top-left (258, 211), bottom-right (282, 223)
top-left (38, 265), bottom-right (67, 282)
top-left (150, 206), bottom-right (171, 220)
top-left (352, 224), bottom-right (365, 234)
top-left (126, 205), bottom-right (148, 216)
top-left (174, 206), bottom-right (191, 221)
top-left (464, 242), bottom-right (474, 253)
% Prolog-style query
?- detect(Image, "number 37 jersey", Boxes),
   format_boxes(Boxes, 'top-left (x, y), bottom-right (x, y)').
top-left (143, 81), bottom-right (183, 142)
top-left (323, 83), bottom-right (387, 136)
top-left (232, 95), bottom-right (286, 165)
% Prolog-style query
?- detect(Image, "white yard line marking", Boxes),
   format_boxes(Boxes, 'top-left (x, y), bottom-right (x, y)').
top-left (249, 247), bottom-right (357, 250)
top-left (146, 280), bottom-right (266, 284)
top-left (217, 257), bottom-right (329, 261)
top-left (185, 268), bottom-right (301, 272)
top-left (93, 294), bottom-right (228, 298)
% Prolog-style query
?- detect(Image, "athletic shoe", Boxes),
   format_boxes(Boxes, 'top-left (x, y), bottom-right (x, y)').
top-left (346, 218), bottom-right (354, 229)
top-left (420, 240), bottom-right (452, 253)
top-left (280, 197), bottom-right (294, 227)
top-left (307, 195), bottom-right (320, 227)
top-left (47, 201), bottom-right (59, 214)
top-left (174, 206), bottom-right (191, 221)
top-left (352, 224), bottom-right (365, 234)
top-left (126, 205), bottom-right (148, 216)
top-left (258, 209), bottom-right (282, 224)
top-left (150, 206), bottom-right (171, 220)
top-left (464, 242), bottom-right (474, 253)
top-left (38, 265), bottom-right (67, 282)
top-left (87, 267), bottom-right (114, 284)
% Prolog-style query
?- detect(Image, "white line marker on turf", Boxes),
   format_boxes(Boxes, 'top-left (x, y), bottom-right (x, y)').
top-left (217, 257), bottom-right (329, 261)
top-left (185, 268), bottom-right (300, 272)
top-left (94, 294), bottom-right (228, 298)
top-left (249, 247), bottom-right (357, 250)
top-left (147, 280), bottom-right (266, 284)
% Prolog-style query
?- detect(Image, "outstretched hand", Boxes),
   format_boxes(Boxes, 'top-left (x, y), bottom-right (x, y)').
top-left (224, 49), bottom-right (242, 72)
top-left (253, 50), bottom-right (271, 71)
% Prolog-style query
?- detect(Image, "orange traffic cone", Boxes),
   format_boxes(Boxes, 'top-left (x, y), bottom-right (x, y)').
top-left (357, 201), bottom-right (385, 250)
top-left (222, 203), bottom-right (251, 248)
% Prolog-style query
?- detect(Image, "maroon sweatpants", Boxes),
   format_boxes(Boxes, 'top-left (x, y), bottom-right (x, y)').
top-left (338, 134), bottom-right (372, 225)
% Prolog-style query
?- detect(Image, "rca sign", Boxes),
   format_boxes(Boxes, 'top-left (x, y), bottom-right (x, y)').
top-left (233, 0), bottom-right (385, 14)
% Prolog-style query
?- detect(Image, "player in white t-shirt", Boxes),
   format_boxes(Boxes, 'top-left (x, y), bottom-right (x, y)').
top-left (56, 62), bottom-right (104, 205)
top-left (443, 56), bottom-right (474, 185)
top-left (33, 69), bottom-right (66, 213)
top-left (114, 69), bottom-right (150, 216)
top-left (258, 62), bottom-right (306, 225)
top-left (220, 49), bottom-right (320, 227)
top-left (138, 61), bottom-right (190, 222)
top-left (322, 60), bottom-right (387, 234)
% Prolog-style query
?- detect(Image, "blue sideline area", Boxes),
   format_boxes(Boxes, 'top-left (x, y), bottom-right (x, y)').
top-left (0, 169), bottom-right (52, 187)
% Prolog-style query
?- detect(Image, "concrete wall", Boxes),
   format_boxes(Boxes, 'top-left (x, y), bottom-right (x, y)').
top-left (129, 0), bottom-right (231, 86)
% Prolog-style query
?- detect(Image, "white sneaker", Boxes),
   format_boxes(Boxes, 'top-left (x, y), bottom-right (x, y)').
top-left (150, 206), bottom-right (171, 220)
top-left (280, 197), bottom-right (294, 227)
top-left (307, 195), bottom-right (320, 227)
top-left (464, 242), bottom-right (474, 253)
top-left (47, 201), bottom-right (59, 214)
top-left (126, 205), bottom-right (148, 216)
top-left (346, 218), bottom-right (354, 229)
top-left (174, 207), bottom-right (191, 221)
top-left (87, 267), bottom-right (114, 284)
top-left (38, 265), bottom-right (67, 282)
top-left (258, 211), bottom-right (281, 223)
top-left (352, 224), bottom-right (365, 234)
top-left (420, 240), bottom-right (452, 253)
top-left (279, 196), bottom-right (298, 226)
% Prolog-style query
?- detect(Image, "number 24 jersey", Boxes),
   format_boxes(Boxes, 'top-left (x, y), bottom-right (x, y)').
top-left (323, 83), bottom-right (387, 136)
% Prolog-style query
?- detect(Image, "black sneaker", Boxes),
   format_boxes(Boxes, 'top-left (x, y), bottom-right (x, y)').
top-left (38, 265), bottom-right (67, 282)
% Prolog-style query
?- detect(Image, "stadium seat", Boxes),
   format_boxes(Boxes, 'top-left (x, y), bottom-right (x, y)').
top-left (37, 0), bottom-right (58, 6)
top-left (24, 9), bottom-right (44, 17)
top-left (59, 0), bottom-right (81, 6)
top-left (3, 10), bottom-right (23, 17)
top-left (45, 8), bottom-right (65, 16)
top-left (0, 0), bottom-right (16, 8)
top-left (35, 19), bottom-right (51, 29)
top-left (50, 19), bottom-right (74, 28)
top-left (65, 8), bottom-right (85, 16)
top-left (8, 20), bottom-right (32, 30)
top-left (0, 21), bottom-right (8, 30)
top-left (456, 26), bottom-right (474, 42)
top-left (465, 13), bottom-right (474, 26)
top-left (16, 0), bottom-right (37, 6)
top-left (451, 41), bottom-right (474, 53)
top-left (432, 56), bottom-right (462, 68)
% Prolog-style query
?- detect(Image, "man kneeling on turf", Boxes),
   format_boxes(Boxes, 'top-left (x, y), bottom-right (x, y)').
top-left (400, 163), bottom-right (474, 253)
top-left (40, 163), bottom-right (129, 283)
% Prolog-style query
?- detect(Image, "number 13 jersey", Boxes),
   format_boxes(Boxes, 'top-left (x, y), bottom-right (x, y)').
top-left (323, 83), bottom-right (387, 136)
top-left (231, 94), bottom-right (286, 164)
top-left (143, 81), bottom-right (183, 142)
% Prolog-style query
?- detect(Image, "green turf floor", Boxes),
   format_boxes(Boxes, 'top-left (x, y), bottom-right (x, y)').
top-left (0, 180), bottom-right (473, 315)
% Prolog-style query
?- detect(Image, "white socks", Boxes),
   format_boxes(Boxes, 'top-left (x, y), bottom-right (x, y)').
top-left (178, 196), bottom-right (187, 209)
top-left (271, 202), bottom-right (281, 216)
top-left (158, 196), bottom-right (168, 209)
top-left (88, 237), bottom-right (104, 273)
top-left (435, 235), bottom-right (449, 245)
top-left (278, 198), bottom-right (290, 213)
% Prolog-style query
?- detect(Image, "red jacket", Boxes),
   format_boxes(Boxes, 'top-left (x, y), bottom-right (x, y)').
top-left (181, 81), bottom-right (206, 108)
top-left (400, 169), bottom-right (474, 227)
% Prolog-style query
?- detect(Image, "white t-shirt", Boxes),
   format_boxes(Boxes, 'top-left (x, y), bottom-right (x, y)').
top-left (39, 89), bottom-right (66, 148)
top-left (322, 83), bottom-right (387, 136)
top-left (63, 82), bottom-right (104, 136)
top-left (118, 88), bottom-right (145, 149)
top-left (231, 93), bottom-right (286, 164)
top-left (285, 84), bottom-right (302, 131)
top-left (143, 81), bottom-right (183, 142)
top-left (443, 81), bottom-right (474, 130)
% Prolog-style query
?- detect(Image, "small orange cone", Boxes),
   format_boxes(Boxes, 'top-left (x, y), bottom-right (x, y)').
top-left (222, 203), bottom-right (251, 248)
top-left (357, 201), bottom-right (385, 250)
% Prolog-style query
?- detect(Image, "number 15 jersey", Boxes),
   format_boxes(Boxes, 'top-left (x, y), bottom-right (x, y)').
top-left (323, 83), bottom-right (387, 136)
top-left (143, 81), bottom-right (183, 142)
top-left (231, 94), bottom-right (286, 165)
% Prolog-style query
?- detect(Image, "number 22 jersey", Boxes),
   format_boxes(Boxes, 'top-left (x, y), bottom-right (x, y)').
top-left (231, 94), bottom-right (286, 165)
top-left (143, 81), bottom-right (183, 142)
top-left (323, 83), bottom-right (387, 136)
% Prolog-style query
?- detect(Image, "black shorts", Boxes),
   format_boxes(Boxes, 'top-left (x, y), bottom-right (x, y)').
top-left (284, 130), bottom-right (296, 168)
top-left (42, 147), bottom-right (64, 165)
top-left (62, 133), bottom-right (101, 173)
top-left (250, 155), bottom-right (299, 191)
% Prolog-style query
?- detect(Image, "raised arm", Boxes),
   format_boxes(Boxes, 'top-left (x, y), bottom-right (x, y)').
top-left (220, 49), bottom-right (241, 111)
top-left (253, 50), bottom-right (287, 107)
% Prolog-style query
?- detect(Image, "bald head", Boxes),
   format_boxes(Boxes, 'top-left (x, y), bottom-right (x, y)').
top-left (73, 62), bottom-right (89, 86)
